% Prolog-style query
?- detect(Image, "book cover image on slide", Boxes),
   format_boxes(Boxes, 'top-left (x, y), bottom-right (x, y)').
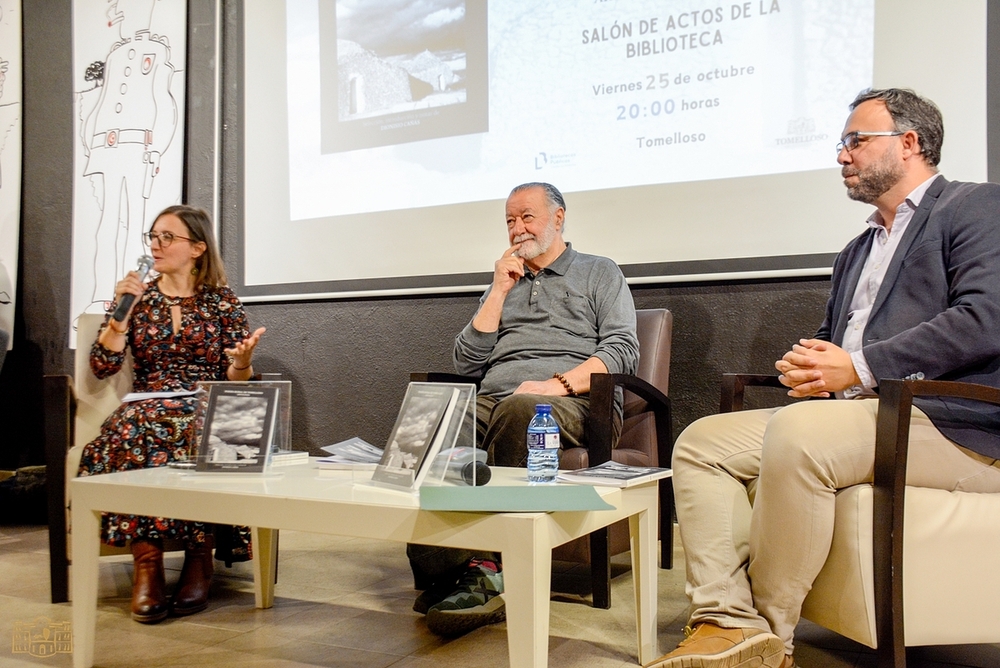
top-left (317, 0), bottom-right (488, 154)
top-left (371, 383), bottom-right (461, 489)
top-left (196, 385), bottom-right (279, 473)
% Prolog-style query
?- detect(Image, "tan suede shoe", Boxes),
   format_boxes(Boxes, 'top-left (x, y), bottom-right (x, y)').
top-left (778, 656), bottom-right (796, 668)
top-left (644, 622), bottom-right (785, 668)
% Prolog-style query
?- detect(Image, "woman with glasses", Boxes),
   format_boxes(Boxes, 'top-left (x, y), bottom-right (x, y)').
top-left (77, 205), bottom-right (266, 624)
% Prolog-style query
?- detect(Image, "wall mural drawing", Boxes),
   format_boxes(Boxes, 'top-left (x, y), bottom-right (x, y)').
top-left (71, 0), bottom-right (186, 344)
top-left (0, 0), bottom-right (22, 348)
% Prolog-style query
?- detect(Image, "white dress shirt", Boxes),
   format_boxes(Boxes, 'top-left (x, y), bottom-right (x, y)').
top-left (841, 174), bottom-right (941, 397)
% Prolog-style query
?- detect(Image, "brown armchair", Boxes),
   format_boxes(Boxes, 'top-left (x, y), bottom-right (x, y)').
top-left (720, 373), bottom-right (1000, 668)
top-left (414, 308), bottom-right (674, 609)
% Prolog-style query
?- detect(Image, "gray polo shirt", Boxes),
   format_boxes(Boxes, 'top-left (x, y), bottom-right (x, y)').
top-left (454, 244), bottom-right (639, 399)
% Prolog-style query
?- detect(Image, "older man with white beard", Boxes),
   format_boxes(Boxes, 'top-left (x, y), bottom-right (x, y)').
top-left (408, 181), bottom-right (639, 637)
top-left (457, 181), bottom-right (639, 466)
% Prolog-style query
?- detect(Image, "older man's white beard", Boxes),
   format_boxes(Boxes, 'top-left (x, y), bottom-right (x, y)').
top-left (514, 236), bottom-right (544, 260)
top-left (514, 222), bottom-right (557, 260)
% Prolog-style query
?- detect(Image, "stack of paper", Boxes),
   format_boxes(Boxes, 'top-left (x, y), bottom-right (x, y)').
top-left (317, 437), bottom-right (384, 469)
top-left (269, 450), bottom-right (310, 467)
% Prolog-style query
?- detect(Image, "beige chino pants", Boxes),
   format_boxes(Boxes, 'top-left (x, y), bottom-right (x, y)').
top-left (672, 398), bottom-right (1000, 654)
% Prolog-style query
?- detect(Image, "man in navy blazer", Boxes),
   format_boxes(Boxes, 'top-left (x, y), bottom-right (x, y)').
top-left (647, 89), bottom-right (1000, 668)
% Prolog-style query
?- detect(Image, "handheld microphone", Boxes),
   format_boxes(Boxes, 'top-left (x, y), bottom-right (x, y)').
top-left (111, 255), bottom-right (155, 322)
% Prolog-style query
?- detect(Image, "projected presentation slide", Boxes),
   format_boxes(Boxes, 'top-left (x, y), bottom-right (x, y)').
top-left (242, 0), bottom-right (986, 297)
top-left (287, 0), bottom-right (872, 222)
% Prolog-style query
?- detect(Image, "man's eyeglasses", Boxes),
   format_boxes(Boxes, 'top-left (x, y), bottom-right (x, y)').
top-left (143, 231), bottom-right (193, 248)
top-left (836, 131), bottom-right (904, 153)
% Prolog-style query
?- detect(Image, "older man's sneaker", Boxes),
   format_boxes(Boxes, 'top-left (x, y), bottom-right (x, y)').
top-left (644, 622), bottom-right (785, 668)
top-left (425, 558), bottom-right (505, 637)
top-left (413, 580), bottom-right (457, 614)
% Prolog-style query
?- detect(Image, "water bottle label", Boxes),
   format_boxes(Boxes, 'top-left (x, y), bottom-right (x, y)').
top-left (528, 432), bottom-right (560, 450)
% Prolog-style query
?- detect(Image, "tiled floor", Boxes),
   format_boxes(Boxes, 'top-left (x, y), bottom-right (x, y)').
top-left (1, 524), bottom-right (997, 667)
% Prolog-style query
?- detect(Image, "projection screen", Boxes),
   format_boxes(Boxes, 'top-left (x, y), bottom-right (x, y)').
top-left (239, 0), bottom-right (987, 301)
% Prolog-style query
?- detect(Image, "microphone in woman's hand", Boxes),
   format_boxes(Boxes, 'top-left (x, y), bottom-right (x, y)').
top-left (112, 255), bottom-right (155, 322)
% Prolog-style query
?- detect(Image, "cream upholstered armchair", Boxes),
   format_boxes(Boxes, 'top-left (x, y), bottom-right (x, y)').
top-left (44, 313), bottom-right (277, 604)
top-left (721, 374), bottom-right (1000, 668)
top-left (45, 313), bottom-right (139, 602)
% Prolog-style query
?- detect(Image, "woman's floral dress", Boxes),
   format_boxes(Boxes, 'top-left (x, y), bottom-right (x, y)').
top-left (78, 278), bottom-right (253, 558)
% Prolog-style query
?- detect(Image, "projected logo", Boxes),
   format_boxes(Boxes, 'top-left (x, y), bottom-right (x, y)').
top-left (534, 151), bottom-right (577, 170)
top-left (776, 117), bottom-right (828, 147)
top-left (12, 618), bottom-right (73, 657)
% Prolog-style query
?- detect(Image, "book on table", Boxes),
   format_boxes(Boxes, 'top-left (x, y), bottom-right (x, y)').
top-left (370, 383), bottom-right (468, 490)
top-left (195, 384), bottom-right (279, 473)
top-left (556, 460), bottom-right (672, 488)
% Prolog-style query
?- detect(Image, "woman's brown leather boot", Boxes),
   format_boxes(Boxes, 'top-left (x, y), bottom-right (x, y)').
top-left (172, 540), bottom-right (214, 616)
top-left (130, 538), bottom-right (168, 623)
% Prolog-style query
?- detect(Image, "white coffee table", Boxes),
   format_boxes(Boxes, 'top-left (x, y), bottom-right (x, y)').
top-left (70, 463), bottom-right (659, 667)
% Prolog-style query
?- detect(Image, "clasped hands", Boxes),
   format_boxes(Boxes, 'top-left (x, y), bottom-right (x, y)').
top-left (775, 338), bottom-right (861, 398)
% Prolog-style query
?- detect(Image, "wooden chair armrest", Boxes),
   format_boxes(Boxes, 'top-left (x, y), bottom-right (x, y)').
top-left (720, 373), bottom-right (784, 413)
top-left (589, 372), bottom-right (675, 575)
top-left (588, 373), bottom-right (672, 466)
top-left (410, 372), bottom-right (482, 387)
top-left (873, 378), bottom-right (1000, 666)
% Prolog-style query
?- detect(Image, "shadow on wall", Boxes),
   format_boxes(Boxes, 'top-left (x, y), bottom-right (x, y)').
top-left (0, 338), bottom-right (45, 470)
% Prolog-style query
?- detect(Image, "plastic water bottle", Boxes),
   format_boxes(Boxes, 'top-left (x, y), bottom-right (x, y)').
top-left (527, 404), bottom-right (560, 482)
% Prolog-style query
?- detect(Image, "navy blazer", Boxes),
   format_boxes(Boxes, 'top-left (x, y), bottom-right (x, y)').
top-left (817, 176), bottom-right (1000, 459)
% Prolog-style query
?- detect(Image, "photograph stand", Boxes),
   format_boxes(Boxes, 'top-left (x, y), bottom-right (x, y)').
top-left (369, 382), bottom-right (478, 492)
top-left (191, 380), bottom-right (292, 473)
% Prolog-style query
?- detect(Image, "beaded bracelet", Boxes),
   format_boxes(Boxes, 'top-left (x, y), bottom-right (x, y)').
top-left (553, 372), bottom-right (576, 396)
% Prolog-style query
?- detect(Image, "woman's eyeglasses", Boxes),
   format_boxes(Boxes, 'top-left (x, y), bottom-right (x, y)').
top-left (143, 231), bottom-right (193, 248)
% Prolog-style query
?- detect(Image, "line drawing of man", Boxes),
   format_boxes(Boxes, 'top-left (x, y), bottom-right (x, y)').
top-left (0, 11), bottom-right (23, 343)
top-left (0, 54), bottom-right (12, 190)
top-left (79, 0), bottom-right (177, 308)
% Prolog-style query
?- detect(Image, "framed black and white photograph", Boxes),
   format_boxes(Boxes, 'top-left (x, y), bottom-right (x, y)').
top-left (196, 385), bottom-right (279, 473)
top-left (371, 383), bottom-right (465, 489)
